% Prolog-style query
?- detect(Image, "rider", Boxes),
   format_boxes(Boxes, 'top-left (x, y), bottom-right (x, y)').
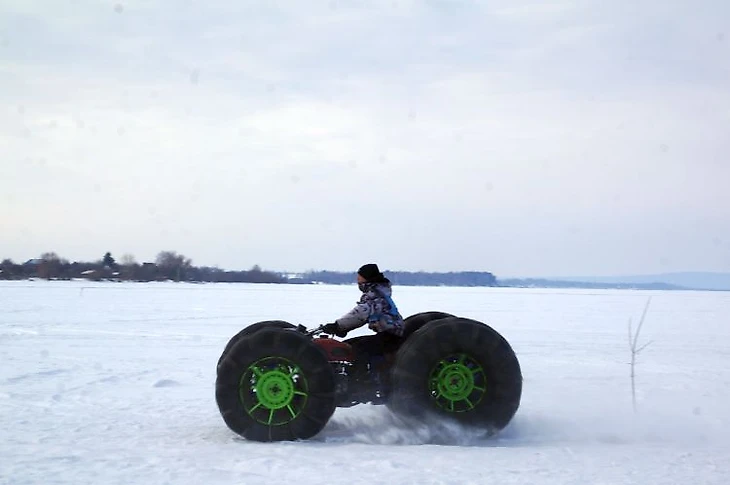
top-left (322, 263), bottom-right (405, 358)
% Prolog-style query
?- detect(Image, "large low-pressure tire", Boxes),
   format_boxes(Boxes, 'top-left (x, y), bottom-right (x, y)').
top-left (388, 317), bottom-right (522, 434)
top-left (215, 328), bottom-right (337, 442)
top-left (216, 320), bottom-right (296, 370)
top-left (402, 311), bottom-right (456, 339)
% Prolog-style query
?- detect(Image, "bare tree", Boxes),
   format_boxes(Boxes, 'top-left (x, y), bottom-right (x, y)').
top-left (120, 254), bottom-right (137, 266)
top-left (156, 251), bottom-right (192, 268)
top-left (156, 251), bottom-right (192, 281)
top-left (628, 297), bottom-right (653, 412)
top-left (38, 252), bottom-right (63, 279)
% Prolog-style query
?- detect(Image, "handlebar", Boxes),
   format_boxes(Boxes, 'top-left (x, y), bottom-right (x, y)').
top-left (297, 324), bottom-right (327, 337)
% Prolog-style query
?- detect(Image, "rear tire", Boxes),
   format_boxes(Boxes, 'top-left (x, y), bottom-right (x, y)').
top-left (388, 317), bottom-right (522, 434)
top-left (215, 328), bottom-right (336, 442)
top-left (402, 311), bottom-right (455, 339)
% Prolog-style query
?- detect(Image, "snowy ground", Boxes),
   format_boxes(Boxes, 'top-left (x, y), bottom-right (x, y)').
top-left (2, 280), bottom-right (730, 485)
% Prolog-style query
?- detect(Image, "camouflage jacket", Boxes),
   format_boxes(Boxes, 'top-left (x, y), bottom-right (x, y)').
top-left (335, 282), bottom-right (405, 336)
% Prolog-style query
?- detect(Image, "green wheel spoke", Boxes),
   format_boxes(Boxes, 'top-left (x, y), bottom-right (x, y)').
top-left (465, 398), bottom-right (474, 409)
top-left (294, 391), bottom-right (308, 397)
top-left (249, 402), bottom-right (263, 412)
top-left (267, 408), bottom-right (275, 425)
top-left (252, 367), bottom-right (264, 378)
top-left (473, 385), bottom-right (486, 392)
top-left (286, 405), bottom-right (296, 418)
top-left (449, 400), bottom-right (454, 412)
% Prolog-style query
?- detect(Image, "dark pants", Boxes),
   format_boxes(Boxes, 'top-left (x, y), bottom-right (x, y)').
top-left (345, 332), bottom-right (404, 380)
top-left (346, 332), bottom-right (403, 358)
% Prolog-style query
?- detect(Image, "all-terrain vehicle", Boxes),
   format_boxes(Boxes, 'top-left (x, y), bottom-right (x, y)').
top-left (215, 311), bottom-right (522, 442)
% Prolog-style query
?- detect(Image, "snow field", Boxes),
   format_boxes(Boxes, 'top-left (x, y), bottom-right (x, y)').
top-left (2, 281), bottom-right (730, 484)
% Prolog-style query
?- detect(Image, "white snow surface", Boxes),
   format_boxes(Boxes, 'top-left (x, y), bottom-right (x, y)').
top-left (2, 280), bottom-right (730, 484)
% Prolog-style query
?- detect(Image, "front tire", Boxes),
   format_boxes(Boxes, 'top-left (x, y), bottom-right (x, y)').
top-left (216, 320), bottom-right (296, 370)
top-left (215, 328), bottom-right (336, 441)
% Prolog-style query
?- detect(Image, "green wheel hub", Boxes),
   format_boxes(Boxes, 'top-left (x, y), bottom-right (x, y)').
top-left (239, 357), bottom-right (309, 426)
top-left (255, 370), bottom-right (295, 409)
top-left (429, 353), bottom-right (487, 413)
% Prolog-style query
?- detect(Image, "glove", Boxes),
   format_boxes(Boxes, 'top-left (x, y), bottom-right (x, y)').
top-left (322, 322), bottom-right (348, 338)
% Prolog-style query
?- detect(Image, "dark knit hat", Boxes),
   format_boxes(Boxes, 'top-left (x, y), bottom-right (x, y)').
top-left (357, 263), bottom-right (385, 282)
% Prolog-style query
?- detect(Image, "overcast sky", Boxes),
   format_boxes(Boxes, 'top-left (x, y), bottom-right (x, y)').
top-left (1, 0), bottom-right (729, 277)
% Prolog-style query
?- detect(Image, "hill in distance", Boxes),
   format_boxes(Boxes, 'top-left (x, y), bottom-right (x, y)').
top-left (526, 272), bottom-right (730, 291)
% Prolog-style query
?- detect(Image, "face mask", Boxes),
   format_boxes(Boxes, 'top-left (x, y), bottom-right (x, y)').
top-left (358, 282), bottom-right (368, 292)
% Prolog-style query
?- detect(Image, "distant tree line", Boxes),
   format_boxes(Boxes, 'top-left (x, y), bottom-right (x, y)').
top-left (294, 270), bottom-right (497, 287)
top-left (0, 251), bottom-right (285, 283)
top-left (0, 252), bottom-right (501, 287)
